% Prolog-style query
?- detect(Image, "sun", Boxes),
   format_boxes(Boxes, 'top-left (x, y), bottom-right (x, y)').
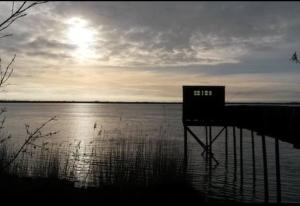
top-left (66, 17), bottom-right (96, 60)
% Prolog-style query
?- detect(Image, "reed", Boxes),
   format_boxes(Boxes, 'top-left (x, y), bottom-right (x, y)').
top-left (90, 138), bottom-right (187, 189)
top-left (1, 131), bottom-right (188, 185)
top-left (0, 121), bottom-right (205, 204)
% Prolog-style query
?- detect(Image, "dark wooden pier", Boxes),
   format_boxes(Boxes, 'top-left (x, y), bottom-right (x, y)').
top-left (182, 86), bottom-right (300, 203)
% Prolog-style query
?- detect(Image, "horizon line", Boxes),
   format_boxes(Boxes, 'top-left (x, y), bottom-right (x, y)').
top-left (0, 100), bottom-right (300, 104)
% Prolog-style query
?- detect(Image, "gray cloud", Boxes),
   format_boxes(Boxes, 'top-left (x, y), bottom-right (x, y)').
top-left (1, 2), bottom-right (300, 101)
top-left (2, 1), bottom-right (300, 67)
top-left (25, 37), bottom-right (76, 50)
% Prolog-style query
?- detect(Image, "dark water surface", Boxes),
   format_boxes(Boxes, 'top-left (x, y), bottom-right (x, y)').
top-left (0, 103), bottom-right (299, 203)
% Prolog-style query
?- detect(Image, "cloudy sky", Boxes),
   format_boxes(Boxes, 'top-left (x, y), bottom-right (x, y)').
top-left (0, 1), bottom-right (300, 102)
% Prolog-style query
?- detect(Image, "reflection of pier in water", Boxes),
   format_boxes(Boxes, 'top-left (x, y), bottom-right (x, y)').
top-left (182, 86), bottom-right (300, 203)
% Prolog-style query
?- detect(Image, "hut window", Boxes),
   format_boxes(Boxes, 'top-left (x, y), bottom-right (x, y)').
top-left (194, 90), bottom-right (200, 96)
top-left (193, 90), bottom-right (213, 96)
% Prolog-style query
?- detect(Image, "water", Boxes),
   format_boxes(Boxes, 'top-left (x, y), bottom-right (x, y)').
top-left (0, 102), bottom-right (299, 203)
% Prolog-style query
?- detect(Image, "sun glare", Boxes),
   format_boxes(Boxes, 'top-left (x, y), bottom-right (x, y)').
top-left (66, 17), bottom-right (96, 60)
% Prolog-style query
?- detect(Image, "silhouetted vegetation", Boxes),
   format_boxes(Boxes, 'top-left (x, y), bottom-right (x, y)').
top-left (0, 122), bottom-right (207, 204)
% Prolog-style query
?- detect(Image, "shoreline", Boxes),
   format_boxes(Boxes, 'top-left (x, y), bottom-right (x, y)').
top-left (0, 100), bottom-right (300, 105)
top-left (0, 174), bottom-right (207, 204)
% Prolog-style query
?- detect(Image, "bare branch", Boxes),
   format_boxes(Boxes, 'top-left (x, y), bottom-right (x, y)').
top-left (0, 34), bottom-right (13, 39)
top-left (0, 1), bottom-right (47, 36)
top-left (0, 14), bottom-right (27, 33)
top-left (19, 1), bottom-right (48, 13)
top-left (0, 116), bottom-right (57, 172)
top-left (0, 54), bottom-right (16, 87)
top-left (0, 1), bottom-right (47, 89)
top-left (11, 2), bottom-right (14, 15)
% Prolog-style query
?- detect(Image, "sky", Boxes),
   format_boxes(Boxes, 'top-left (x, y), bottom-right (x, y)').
top-left (0, 1), bottom-right (300, 102)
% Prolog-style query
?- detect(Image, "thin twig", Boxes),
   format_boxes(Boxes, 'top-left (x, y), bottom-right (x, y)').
top-left (0, 116), bottom-right (57, 173)
top-left (0, 1), bottom-right (47, 89)
top-left (0, 54), bottom-right (16, 87)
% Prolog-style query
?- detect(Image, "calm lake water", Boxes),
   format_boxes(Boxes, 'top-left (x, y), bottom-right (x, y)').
top-left (0, 103), bottom-right (299, 203)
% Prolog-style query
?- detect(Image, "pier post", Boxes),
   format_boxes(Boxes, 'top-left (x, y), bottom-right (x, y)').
top-left (225, 126), bottom-right (228, 168)
top-left (184, 126), bottom-right (188, 166)
top-left (240, 128), bottom-right (244, 188)
top-left (209, 126), bottom-right (212, 170)
top-left (233, 126), bottom-right (237, 179)
top-left (275, 136), bottom-right (281, 203)
top-left (251, 130), bottom-right (256, 185)
top-left (261, 133), bottom-right (269, 203)
top-left (208, 125), bottom-right (213, 184)
top-left (205, 126), bottom-right (208, 161)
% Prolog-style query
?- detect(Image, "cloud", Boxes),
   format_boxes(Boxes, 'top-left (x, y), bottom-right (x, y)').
top-left (1, 1), bottom-right (298, 67)
top-left (1, 2), bottom-right (300, 101)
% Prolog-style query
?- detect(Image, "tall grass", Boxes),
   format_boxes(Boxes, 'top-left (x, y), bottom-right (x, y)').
top-left (91, 138), bottom-right (187, 189)
top-left (0, 125), bottom-right (190, 192)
